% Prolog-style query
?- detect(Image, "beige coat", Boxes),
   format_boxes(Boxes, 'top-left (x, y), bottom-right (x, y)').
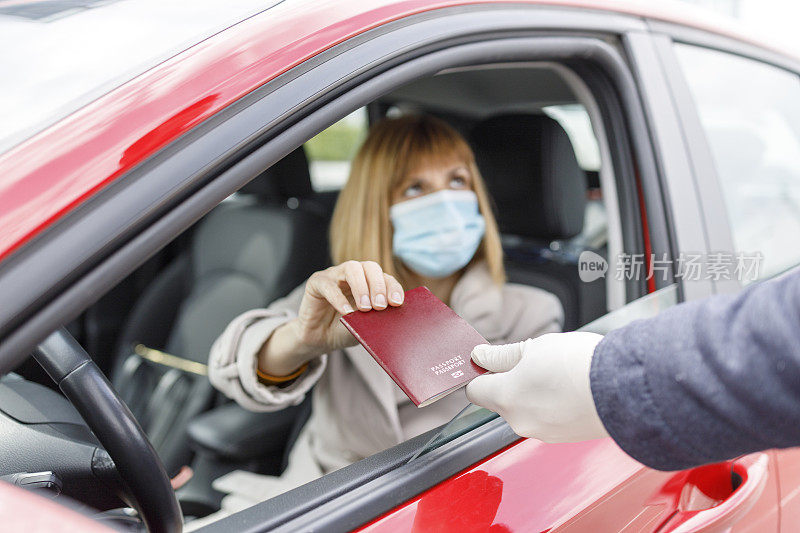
top-left (206, 262), bottom-right (563, 508)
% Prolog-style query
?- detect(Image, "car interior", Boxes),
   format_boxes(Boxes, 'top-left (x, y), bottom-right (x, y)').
top-left (5, 62), bottom-right (626, 525)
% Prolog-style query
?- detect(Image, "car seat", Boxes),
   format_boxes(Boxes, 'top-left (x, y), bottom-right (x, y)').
top-left (111, 147), bottom-right (329, 475)
top-left (470, 114), bottom-right (606, 330)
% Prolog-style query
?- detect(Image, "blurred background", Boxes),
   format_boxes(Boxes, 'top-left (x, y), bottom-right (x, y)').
top-left (680, 0), bottom-right (800, 56)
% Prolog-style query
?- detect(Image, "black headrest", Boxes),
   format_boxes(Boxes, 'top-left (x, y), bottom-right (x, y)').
top-left (470, 114), bottom-right (587, 240)
top-left (240, 146), bottom-right (313, 199)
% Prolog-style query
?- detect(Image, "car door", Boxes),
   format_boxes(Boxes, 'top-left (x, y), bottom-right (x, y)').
top-left (642, 24), bottom-right (800, 533)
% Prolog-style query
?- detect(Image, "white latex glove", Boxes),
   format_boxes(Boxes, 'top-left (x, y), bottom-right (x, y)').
top-left (466, 332), bottom-right (610, 443)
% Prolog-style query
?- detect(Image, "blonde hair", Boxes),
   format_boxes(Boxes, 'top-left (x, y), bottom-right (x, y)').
top-left (329, 114), bottom-right (505, 286)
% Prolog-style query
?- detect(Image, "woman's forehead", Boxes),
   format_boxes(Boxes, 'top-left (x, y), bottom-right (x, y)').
top-left (402, 153), bottom-right (469, 178)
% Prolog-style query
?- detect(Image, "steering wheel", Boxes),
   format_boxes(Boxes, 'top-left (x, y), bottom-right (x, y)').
top-left (32, 328), bottom-right (182, 533)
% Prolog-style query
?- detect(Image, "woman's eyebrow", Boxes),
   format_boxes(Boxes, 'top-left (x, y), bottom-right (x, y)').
top-left (396, 175), bottom-right (423, 190)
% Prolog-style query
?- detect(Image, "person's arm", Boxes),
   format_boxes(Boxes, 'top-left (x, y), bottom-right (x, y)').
top-left (208, 287), bottom-right (327, 413)
top-left (209, 261), bottom-right (405, 411)
top-left (255, 320), bottom-right (320, 379)
top-left (255, 261), bottom-right (404, 378)
top-left (592, 268), bottom-right (800, 470)
top-left (467, 268), bottom-right (800, 471)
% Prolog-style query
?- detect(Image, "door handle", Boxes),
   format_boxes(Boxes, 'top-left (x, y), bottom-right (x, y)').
top-left (656, 453), bottom-right (769, 532)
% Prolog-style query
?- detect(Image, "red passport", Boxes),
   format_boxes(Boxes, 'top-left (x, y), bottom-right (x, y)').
top-left (339, 286), bottom-right (488, 407)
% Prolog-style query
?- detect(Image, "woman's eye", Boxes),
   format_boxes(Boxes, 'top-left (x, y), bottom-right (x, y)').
top-left (450, 175), bottom-right (468, 188)
top-left (403, 183), bottom-right (423, 197)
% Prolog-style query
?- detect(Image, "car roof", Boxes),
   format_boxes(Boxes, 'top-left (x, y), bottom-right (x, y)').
top-left (0, 0), bottom-right (793, 265)
top-left (0, 0), bottom-right (276, 155)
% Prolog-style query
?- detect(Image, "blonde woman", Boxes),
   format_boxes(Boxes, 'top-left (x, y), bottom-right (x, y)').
top-left (207, 115), bottom-right (563, 508)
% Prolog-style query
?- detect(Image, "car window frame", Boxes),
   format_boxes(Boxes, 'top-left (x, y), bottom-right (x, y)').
top-left (0, 6), bottom-right (668, 532)
top-left (191, 36), bottom-right (667, 533)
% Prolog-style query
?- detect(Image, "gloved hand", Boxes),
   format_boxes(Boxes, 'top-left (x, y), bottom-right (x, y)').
top-left (465, 332), bottom-right (610, 443)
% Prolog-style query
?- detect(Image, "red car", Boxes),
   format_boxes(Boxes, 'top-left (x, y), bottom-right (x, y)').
top-left (1, 1), bottom-right (799, 531)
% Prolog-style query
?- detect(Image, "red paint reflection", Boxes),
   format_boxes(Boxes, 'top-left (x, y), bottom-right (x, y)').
top-left (411, 470), bottom-right (510, 532)
top-left (120, 94), bottom-right (218, 168)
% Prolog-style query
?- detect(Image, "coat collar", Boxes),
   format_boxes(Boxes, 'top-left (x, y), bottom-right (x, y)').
top-left (344, 343), bottom-right (403, 441)
top-left (449, 261), bottom-right (505, 342)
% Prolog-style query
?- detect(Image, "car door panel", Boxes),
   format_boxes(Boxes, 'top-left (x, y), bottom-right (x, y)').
top-left (558, 452), bottom-right (776, 532)
top-left (773, 448), bottom-right (800, 532)
top-left (357, 438), bottom-right (666, 532)
top-left (359, 439), bottom-right (779, 532)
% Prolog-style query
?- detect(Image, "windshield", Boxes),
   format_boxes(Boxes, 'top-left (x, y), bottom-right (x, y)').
top-left (0, 0), bottom-right (280, 154)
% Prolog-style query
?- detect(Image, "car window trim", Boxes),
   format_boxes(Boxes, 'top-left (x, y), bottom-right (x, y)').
top-left (651, 34), bottom-right (743, 296)
top-left (565, 57), bottom-right (656, 298)
top-left (547, 64), bottom-right (629, 310)
top-left (622, 31), bottom-right (716, 302)
top-left (200, 416), bottom-right (520, 533)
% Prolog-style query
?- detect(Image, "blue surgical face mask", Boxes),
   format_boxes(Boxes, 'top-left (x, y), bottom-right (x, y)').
top-left (390, 189), bottom-right (486, 279)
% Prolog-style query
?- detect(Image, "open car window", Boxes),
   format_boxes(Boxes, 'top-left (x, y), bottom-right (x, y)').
top-left (118, 61), bottom-right (623, 516)
top-left (305, 108), bottom-right (369, 192)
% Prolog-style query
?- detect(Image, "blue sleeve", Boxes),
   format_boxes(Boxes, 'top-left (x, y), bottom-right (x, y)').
top-left (590, 268), bottom-right (800, 471)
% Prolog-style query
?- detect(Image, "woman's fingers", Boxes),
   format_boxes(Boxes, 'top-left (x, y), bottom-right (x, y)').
top-left (310, 261), bottom-right (404, 315)
top-left (337, 261), bottom-right (404, 312)
top-left (384, 273), bottom-right (404, 306)
top-left (342, 261), bottom-right (372, 311)
top-left (308, 271), bottom-right (354, 316)
top-left (362, 261), bottom-right (388, 309)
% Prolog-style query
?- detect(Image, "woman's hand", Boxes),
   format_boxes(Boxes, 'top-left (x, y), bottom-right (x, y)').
top-left (296, 261), bottom-right (405, 352)
top-left (258, 261), bottom-right (404, 376)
